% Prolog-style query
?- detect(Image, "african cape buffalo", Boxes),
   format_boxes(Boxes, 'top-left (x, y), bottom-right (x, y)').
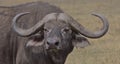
top-left (0, 1), bottom-right (109, 64)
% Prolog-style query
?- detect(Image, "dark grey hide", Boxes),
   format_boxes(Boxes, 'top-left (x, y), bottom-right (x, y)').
top-left (0, 1), bottom-right (109, 64)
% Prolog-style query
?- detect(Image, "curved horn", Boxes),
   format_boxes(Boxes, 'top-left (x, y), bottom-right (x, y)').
top-left (12, 12), bottom-right (44, 37)
top-left (12, 12), bottom-right (57, 37)
top-left (59, 13), bottom-right (109, 38)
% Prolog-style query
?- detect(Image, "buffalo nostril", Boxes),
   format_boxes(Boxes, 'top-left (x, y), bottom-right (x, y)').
top-left (55, 42), bottom-right (59, 46)
top-left (47, 42), bottom-right (50, 45)
top-left (47, 41), bottom-right (59, 46)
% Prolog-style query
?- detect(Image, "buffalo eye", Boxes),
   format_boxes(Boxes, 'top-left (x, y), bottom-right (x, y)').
top-left (62, 27), bottom-right (71, 33)
top-left (64, 28), bottom-right (69, 32)
top-left (44, 28), bottom-right (49, 33)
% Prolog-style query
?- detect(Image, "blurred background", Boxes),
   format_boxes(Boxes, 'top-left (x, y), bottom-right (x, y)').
top-left (0, 0), bottom-right (120, 64)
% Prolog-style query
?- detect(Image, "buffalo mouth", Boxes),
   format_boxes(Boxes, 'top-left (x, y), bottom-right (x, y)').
top-left (46, 46), bottom-right (60, 53)
top-left (48, 48), bottom-right (58, 53)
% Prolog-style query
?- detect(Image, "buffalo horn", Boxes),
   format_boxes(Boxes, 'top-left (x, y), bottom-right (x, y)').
top-left (70, 13), bottom-right (109, 38)
top-left (12, 12), bottom-right (44, 37)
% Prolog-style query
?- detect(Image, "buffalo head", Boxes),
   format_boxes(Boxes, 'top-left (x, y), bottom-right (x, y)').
top-left (12, 12), bottom-right (109, 63)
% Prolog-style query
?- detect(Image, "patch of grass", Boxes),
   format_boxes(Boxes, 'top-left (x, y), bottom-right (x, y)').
top-left (0, 0), bottom-right (120, 64)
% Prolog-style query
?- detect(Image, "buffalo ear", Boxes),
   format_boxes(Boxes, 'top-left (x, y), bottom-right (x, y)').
top-left (72, 35), bottom-right (90, 48)
top-left (26, 33), bottom-right (44, 47)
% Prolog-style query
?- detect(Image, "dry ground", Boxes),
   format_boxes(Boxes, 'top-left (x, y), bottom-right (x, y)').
top-left (0, 0), bottom-right (120, 64)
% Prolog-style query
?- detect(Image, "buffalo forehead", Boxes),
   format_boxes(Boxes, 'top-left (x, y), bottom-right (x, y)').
top-left (44, 20), bottom-right (68, 29)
